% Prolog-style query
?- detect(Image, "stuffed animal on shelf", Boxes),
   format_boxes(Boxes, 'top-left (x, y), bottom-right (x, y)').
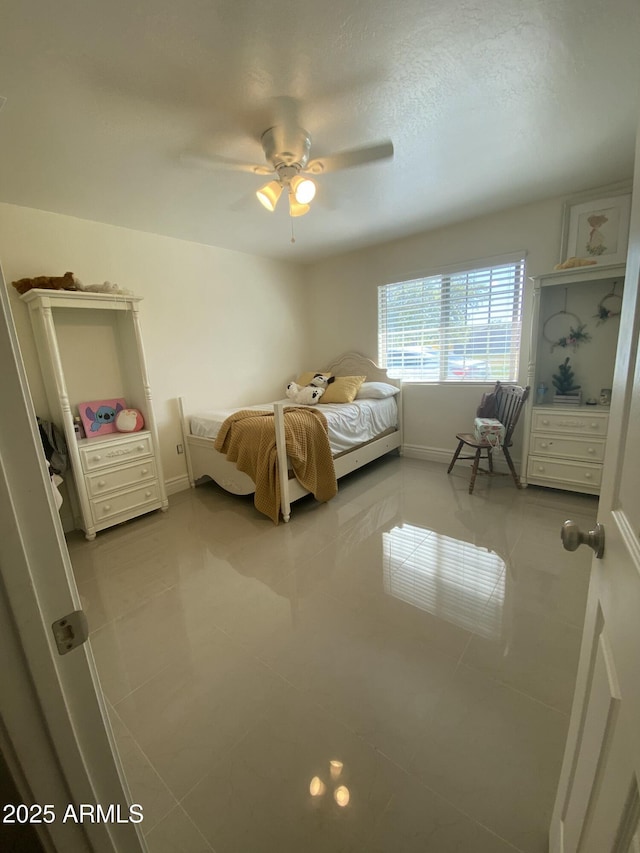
top-left (286, 373), bottom-right (335, 405)
top-left (78, 280), bottom-right (127, 294)
top-left (12, 271), bottom-right (79, 295)
top-left (12, 271), bottom-right (132, 296)
top-left (84, 401), bottom-right (124, 432)
top-left (553, 257), bottom-right (598, 270)
top-left (115, 408), bottom-right (145, 432)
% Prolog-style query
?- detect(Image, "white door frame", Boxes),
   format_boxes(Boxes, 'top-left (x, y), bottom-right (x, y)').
top-left (0, 265), bottom-right (145, 853)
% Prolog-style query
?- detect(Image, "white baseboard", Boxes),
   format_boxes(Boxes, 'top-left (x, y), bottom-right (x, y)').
top-left (165, 475), bottom-right (191, 495)
top-left (402, 444), bottom-right (451, 464)
top-left (402, 444), bottom-right (521, 475)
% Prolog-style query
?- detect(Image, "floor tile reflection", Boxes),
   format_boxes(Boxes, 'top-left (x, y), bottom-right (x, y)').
top-left (69, 457), bottom-right (596, 852)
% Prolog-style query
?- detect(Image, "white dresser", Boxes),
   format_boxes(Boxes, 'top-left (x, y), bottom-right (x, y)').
top-left (78, 430), bottom-right (162, 530)
top-left (522, 263), bottom-right (623, 496)
top-left (526, 405), bottom-right (609, 495)
top-left (21, 289), bottom-right (168, 538)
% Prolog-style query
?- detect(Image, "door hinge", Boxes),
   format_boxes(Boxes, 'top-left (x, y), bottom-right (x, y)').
top-left (52, 610), bottom-right (89, 655)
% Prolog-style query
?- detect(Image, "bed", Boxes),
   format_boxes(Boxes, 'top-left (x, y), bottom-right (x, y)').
top-left (178, 352), bottom-right (403, 522)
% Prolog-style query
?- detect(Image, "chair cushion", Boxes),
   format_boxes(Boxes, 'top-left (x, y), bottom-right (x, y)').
top-left (473, 417), bottom-right (505, 447)
top-left (476, 387), bottom-right (499, 418)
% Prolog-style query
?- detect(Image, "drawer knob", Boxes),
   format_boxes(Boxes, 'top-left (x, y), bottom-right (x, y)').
top-left (542, 419), bottom-right (549, 425)
top-left (93, 455), bottom-right (101, 462)
top-left (590, 423), bottom-right (598, 429)
top-left (98, 480), bottom-right (106, 487)
top-left (587, 447), bottom-right (595, 454)
top-left (585, 472), bottom-right (592, 479)
top-left (145, 491), bottom-right (152, 498)
top-left (537, 465), bottom-right (545, 472)
top-left (137, 444), bottom-right (145, 451)
top-left (141, 468), bottom-right (148, 475)
top-left (540, 441), bottom-right (548, 448)
top-left (103, 505), bottom-right (111, 512)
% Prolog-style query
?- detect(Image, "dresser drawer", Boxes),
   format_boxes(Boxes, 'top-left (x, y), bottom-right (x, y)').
top-left (529, 435), bottom-right (606, 462)
top-left (79, 433), bottom-right (153, 472)
top-left (86, 459), bottom-right (157, 497)
top-left (527, 456), bottom-right (602, 489)
top-left (90, 482), bottom-right (160, 524)
top-left (532, 410), bottom-right (608, 437)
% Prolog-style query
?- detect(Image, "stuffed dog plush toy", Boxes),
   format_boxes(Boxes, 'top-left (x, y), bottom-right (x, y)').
top-left (286, 384), bottom-right (326, 404)
top-left (286, 373), bottom-right (335, 405)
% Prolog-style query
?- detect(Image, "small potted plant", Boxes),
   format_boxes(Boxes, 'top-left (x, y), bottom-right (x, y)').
top-left (552, 357), bottom-right (582, 405)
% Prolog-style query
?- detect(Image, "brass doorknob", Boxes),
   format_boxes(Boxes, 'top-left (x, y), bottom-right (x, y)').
top-left (561, 520), bottom-right (605, 558)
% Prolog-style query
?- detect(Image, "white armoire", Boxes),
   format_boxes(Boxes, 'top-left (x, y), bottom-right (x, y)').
top-left (522, 262), bottom-right (624, 495)
top-left (21, 289), bottom-right (168, 539)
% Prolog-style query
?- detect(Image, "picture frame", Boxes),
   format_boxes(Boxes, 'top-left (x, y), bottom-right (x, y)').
top-left (78, 398), bottom-right (126, 437)
top-left (560, 183), bottom-right (632, 266)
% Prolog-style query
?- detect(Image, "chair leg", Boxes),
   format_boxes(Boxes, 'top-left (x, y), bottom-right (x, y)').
top-left (503, 446), bottom-right (521, 488)
top-left (469, 448), bottom-right (482, 494)
top-left (447, 440), bottom-right (464, 474)
top-left (487, 447), bottom-right (494, 473)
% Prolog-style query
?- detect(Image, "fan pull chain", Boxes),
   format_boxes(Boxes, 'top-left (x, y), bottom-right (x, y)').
top-left (290, 217), bottom-right (296, 244)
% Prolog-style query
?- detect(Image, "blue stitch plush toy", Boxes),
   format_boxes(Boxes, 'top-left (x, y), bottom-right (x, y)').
top-left (85, 402), bottom-right (124, 432)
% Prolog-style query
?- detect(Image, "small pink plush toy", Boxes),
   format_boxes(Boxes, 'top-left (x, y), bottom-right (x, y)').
top-left (115, 408), bottom-right (145, 432)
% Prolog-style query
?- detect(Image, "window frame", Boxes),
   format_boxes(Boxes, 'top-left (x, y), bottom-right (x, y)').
top-left (378, 254), bottom-right (526, 383)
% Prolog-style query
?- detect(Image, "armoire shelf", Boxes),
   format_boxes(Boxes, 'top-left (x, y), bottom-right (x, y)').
top-left (522, 263), bottom-right (624, 495)
top-left (21, 289), bottom-right (168, 538)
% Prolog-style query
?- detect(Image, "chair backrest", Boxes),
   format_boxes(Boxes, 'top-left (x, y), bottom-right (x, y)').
top-left (494, 381), bottom-right (530, 447)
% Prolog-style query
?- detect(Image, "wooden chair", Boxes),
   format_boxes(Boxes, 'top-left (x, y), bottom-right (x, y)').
top-left (447, 381), bottom-right (530, 494)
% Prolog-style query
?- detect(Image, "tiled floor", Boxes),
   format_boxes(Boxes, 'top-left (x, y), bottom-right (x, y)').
top-left (67, 456), bottom-right (598, 852)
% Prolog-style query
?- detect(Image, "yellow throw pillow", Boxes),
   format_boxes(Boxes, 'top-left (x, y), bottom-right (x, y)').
top-left (320, 375), bottom-right (366, 404)
top-left (295, 371), bottom-right (333, 386)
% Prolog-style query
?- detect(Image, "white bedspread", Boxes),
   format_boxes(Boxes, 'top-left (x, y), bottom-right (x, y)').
top-left (190, 397), bottom-right (398, 456)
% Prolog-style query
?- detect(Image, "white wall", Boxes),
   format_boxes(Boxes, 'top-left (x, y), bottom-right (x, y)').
top-left (0, 203), bottom-right (308, 490)
top-left (2, 190), bottom-right (626, 502)
top-left (305, 195), bottom-right (576, 463)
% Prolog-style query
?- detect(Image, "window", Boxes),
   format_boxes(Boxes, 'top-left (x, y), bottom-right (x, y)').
top-left (378, 255), bottom-right (525, 382)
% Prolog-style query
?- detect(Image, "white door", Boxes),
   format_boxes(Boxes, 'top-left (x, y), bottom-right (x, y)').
top-left (0, 266), bottom-right (144, 853)
top-left (549, 142), bottom-right (640, 847)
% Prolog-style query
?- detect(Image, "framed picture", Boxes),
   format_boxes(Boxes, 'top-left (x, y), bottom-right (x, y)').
top-left (78, 398), bottom-right (126, 437)
top-left (560, 184), bottom-right (632, 266)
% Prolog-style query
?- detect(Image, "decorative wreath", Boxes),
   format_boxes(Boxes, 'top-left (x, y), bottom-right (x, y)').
top-left (594, 290), bottom-right (622, 325)
top-left (542, 311), bottom-right (592, 351)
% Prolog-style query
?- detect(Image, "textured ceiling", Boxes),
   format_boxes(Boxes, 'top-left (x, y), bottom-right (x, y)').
top-left (1, 0), bottom-right (639, 262)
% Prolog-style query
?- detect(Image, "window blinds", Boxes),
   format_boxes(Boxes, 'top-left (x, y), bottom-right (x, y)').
top-left (378, 257), bottom-right (525, 381)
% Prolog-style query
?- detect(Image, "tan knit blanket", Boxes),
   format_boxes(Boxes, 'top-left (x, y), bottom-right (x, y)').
top-left (213, 407), bottom-right (337, 523)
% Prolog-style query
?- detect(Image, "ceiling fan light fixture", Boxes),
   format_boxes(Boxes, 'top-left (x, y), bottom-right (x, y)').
top-left (256, 180), bottom-right (283, 211)
top-left (288, 192), bottom-right (310, 217)
top-left (290, 175), bottom-right (316, 205)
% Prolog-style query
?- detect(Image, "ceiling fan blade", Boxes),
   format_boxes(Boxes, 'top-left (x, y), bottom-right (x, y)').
top-left (180, 152), bottom-right (272, 176)
top-left (304, 140), bottom-right (394, 175)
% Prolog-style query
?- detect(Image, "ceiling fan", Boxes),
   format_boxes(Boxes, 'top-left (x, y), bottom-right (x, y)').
top-left (183, 120), bottom-right (394, 217)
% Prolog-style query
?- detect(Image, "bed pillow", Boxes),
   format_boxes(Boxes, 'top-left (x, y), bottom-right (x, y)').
top-left (320, 375), bottom-right (366, 404)
top-left (356, 381), bottom-right (399, 400)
